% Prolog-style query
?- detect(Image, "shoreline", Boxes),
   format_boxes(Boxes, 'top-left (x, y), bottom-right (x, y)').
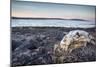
top-left (11, 27), bottom-right (96, 33)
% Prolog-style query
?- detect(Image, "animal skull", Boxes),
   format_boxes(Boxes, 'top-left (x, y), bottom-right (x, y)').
top-left (54, 30), bottom-right (95, 55)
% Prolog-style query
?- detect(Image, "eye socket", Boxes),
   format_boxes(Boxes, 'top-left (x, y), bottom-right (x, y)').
top-left (73, 32), bottom-right (81, 38)
top-left (76, 32), bottom-right (80, 36)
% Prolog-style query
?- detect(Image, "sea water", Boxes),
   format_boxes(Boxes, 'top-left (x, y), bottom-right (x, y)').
top-left (11, 19), bottom-right (95, 28)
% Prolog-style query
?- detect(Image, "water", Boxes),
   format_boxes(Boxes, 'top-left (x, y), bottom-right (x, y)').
top-left (11, 19), bottom-right (95, 28)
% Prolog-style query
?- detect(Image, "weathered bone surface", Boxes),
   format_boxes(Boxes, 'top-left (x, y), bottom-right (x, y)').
top-left (54, 30), bottom-right (95, 63)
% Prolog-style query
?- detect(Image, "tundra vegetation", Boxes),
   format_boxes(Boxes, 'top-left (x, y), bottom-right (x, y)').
top-left (11, 27), bottom-right (96, 66)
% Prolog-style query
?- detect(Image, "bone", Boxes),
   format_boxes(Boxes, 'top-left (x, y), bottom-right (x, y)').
top-left (53, 30), bottom-right (95, 63)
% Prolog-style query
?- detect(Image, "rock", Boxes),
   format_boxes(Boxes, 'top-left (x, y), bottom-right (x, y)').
top-left (39, 34), bottom-right (46, 40)
top-left (12, 40), bottom-right (22, 51)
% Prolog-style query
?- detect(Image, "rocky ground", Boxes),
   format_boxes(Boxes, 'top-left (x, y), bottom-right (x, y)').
top-left (11, 27), bottom-right (96, 67)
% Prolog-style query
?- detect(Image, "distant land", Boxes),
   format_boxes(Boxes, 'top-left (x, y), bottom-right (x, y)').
top-left (12, 17), bottom-right (88, 21)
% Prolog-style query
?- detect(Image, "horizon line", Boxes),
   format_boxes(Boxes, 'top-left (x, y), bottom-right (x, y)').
top-left (11, 16), bottom-right (92, 21)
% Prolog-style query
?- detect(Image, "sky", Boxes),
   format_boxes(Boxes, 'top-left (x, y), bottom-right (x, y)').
top-left (12, 0), bottom-right (96, 21)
